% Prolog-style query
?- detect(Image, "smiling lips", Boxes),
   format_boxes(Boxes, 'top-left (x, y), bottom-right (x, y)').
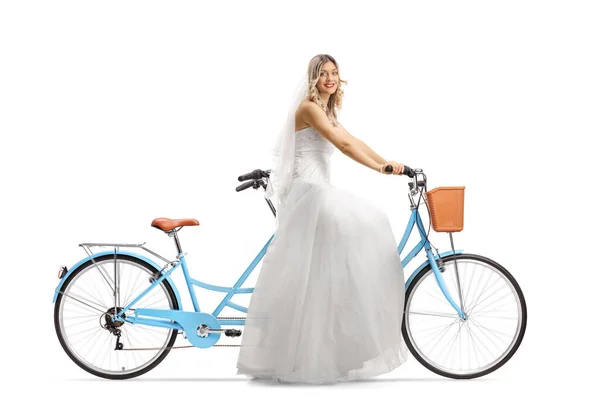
top-left (325, 83), bottom-right (336, 89)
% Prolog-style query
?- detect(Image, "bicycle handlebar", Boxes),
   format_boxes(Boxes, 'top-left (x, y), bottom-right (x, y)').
top-left (236, 168), bottom-right (271, 192)
top-left (236, 165), bottom-right (417, 194)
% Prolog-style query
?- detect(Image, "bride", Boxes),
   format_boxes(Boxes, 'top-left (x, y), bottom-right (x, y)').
top-left (236, 54), bottom-right (409, 384)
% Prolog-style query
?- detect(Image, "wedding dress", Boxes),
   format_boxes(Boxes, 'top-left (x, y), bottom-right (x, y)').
top-left (236, 125), bottom-right (409, 384)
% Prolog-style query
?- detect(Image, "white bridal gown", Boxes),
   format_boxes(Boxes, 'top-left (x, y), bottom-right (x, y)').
top-left (236, 126), bottom-right (408, 384)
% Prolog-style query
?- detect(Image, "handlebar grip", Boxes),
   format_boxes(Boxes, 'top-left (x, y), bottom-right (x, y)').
top-left (235, 181), bottom-right (255, 192)
top-left (403, 165), bottom-right (415, 178)
top-left (384, 164), bottom-right (415, 178)
top-left (238, 169), bottom-right (265, 182)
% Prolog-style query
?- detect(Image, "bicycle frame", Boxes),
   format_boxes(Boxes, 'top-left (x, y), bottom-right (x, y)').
top-left (113, 205), bottom-right (465, 334)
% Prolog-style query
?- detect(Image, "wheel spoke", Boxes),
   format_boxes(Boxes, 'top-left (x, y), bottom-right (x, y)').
top-left (59, 290), bottom-right (107, 314)
top-left (420, 286), bottom-right (456, 310)
top-left (419, 319), bottom-right (460, 356)
top-left (465, 269), bottom-right (495, 315)
top-left (409, 311), bottom-right (458, 318)
top-left (123, 267), bottom-right (146, 307)
top-left (462, 261), bottom-right (477, 312)
top-left (470, 318), bottom-right (515, 342)
top-left (467, 279), bottom-right (508, 315)
top-left (470, 289), bottom-right (516, 317)
top-left (464, 322), bottom-right (492, 365)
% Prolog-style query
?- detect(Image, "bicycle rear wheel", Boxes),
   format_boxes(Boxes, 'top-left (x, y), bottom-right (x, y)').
top-left (54, 254), bottom-right (180, 379)
top-left (402, 253), bottom-right (527, 379)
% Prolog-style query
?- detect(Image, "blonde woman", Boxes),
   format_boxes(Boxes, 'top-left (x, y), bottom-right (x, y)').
top-left (237, 54), bottom-right (410, 384)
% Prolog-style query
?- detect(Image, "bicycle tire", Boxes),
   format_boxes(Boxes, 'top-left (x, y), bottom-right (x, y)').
top-left (54, 254), bottom-right (180, 379)
top-left (402, 253), bottom-right (527, 379)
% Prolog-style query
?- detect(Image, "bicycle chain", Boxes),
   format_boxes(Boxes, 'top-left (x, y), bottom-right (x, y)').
top-left (120, 317), bottom-right (244, 351)
top-left (121, 344), bottom-right (241, 350)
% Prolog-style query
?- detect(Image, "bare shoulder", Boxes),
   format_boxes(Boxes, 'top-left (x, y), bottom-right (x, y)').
top-left (296, 99), bottom-right (322, 120)
top-left (295, 99), bottom-right (324, 131)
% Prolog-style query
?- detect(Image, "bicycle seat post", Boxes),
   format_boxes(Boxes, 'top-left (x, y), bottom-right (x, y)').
top-left (168, 229), bottom-right (183, 256)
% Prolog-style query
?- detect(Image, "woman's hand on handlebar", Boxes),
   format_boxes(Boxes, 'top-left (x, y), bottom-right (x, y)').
top-left (380, 161), bottom-right (404, 175)
top-left (380, 162), bottom-right (416, 178)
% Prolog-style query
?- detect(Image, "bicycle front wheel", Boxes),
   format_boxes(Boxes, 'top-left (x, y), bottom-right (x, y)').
top-left (54, 254), bottom-right (180, 379)
top-left (402, 253), bottom-right (527, 379)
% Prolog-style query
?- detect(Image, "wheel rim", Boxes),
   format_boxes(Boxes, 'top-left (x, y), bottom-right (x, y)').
top-left (57, 258), bottom-right (176, 376)
top-left (404, 258), bottom-right (524, 377)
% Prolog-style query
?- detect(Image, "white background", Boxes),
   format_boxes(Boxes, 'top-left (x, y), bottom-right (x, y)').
top-left (1, 0), bottom-right (598, 398)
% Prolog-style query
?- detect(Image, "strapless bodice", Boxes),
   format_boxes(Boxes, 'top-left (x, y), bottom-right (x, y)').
top-left (293, 126), bottom-right (335, 181)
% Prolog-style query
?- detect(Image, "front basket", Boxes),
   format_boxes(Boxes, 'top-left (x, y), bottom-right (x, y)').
top-left (425, 186), bottom-right (465, 232)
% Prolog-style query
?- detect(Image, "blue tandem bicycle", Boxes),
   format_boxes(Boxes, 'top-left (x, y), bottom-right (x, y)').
top-left (53, 166), bottom-right (527, 380)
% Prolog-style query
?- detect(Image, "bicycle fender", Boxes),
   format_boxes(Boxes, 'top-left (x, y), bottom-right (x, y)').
top-left (405, 250), bottom-right (464, 289)
top-left (52, 250), bottom-right (182, 308)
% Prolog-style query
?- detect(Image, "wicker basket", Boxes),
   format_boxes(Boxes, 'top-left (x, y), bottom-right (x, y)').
top-left (425, 186), bottom-right (465, 232)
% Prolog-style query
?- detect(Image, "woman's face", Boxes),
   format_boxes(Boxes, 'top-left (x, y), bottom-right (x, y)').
top-left (316, 61), bottom-right (339, 96)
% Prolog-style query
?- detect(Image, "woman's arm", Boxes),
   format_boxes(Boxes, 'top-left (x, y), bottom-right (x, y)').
top-left (300, 102), bottom-right (383, 173)
top-left (339, 123), bottom-right (387, 165)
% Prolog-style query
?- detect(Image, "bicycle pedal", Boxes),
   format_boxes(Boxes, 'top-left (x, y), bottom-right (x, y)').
top-left (224, 329), bottom-right (242, 337)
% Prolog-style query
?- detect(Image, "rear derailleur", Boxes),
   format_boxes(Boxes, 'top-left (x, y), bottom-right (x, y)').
top-left (102, 307), bottom-right (125, 350)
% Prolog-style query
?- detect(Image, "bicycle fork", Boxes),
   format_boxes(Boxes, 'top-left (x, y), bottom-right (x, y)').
top-left (410, 208), bottom-right (467, 320)
top-left (424, 240), bottom-right (467, 320)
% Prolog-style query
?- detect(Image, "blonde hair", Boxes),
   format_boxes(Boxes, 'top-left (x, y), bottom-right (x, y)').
top-left (307, 54), bottom-right (347, 126)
